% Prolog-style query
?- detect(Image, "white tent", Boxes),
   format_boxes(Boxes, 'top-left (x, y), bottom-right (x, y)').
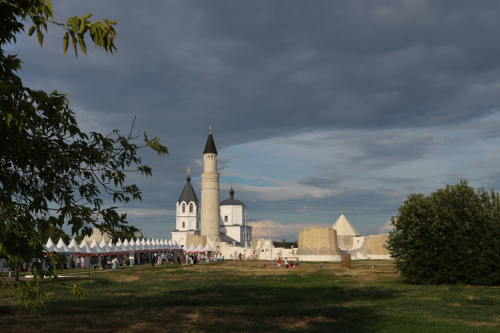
top-left (194, 243), bottom-right (204, 253)
top-left (45, 237), bottom-right (56, 252)
top-left (79, 240), bottom-right (96, 256)
top-left (55, 238), bottom-right (72, 253)
top-left (117, 243), bottom-right (129, 253)
top-left (185, 243), bottom-right (196, 253)
top-left (90, 239), bottom-right (107, 254)
top-left (99, 239), bottom-right (107, 248)
top-left (116, 238), bottom-right (123, 247)
top-left (202, 243), bottom-right (215, 252)
top-left (103, 242), bottom-right (116, 254)
top-left (68, 238), bottom-right (82, 254)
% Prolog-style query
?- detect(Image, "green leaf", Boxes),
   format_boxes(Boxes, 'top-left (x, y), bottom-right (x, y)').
top-left (79, 19), bottom-right (85, 34)
top-left (28, 26), bottom-right (36, 36)
top-left (5, 113), bottom-right (13, 127)
top-left (82, 13), bottom-right (92, 20)
top-left (63, 32), bottom-right (69, 56)
top-left (36, 29), bottom-right (43, 48)
top-left (70, 18), bottom-right (78, 35)
top-left (79, 36), bottom-right (87, 55)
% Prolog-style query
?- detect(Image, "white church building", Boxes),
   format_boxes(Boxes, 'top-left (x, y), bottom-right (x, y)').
top-left (171, 128), bottom-right (252, 248)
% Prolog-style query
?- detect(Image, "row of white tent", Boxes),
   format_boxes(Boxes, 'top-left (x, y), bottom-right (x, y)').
top-left (184, 242), bottom-right (216, 253)
top-left (43, 237), bottom-right (188, 256)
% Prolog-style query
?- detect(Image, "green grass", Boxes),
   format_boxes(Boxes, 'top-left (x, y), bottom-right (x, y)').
top-left (1, 260), bottom-right (499, 332)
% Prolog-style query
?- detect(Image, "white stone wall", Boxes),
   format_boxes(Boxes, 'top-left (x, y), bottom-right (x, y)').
top-left (172, 230), bottom-right (198, 248)
top-left (201, 153), bottom-right (220, 237)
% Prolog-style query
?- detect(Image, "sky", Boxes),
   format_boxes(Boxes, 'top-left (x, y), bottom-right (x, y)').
top-left (9, 1), bottom-right (500, 241)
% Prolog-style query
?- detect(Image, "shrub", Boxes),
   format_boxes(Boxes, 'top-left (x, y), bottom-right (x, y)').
top-left (387, 180), bottom-right (500, 285)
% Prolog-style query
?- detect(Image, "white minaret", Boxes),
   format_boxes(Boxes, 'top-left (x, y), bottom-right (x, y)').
top-left (201, 126), bottom-right (220, 238)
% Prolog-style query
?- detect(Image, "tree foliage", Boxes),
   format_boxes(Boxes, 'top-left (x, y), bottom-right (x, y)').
top-left (387, 180), bottom-right (500, 285)
top-left (0, 0), bottom-right (167, 314)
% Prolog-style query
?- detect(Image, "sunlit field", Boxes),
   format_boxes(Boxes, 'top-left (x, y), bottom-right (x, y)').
top-left (1, 260), bottom-right (499, 332)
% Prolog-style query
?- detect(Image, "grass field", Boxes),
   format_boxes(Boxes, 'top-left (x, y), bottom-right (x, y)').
top-left (1, 260), bottom-right (499, 332)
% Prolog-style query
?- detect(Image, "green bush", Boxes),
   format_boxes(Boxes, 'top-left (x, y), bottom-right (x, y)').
top-left (387, 180), bottom-right (500, 285)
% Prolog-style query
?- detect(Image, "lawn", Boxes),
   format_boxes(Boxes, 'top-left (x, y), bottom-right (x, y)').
top-left (1, 260), bottom-right (499, 332)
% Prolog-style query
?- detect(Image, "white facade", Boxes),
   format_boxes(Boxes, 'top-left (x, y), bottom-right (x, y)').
top-left (219, 187), bottom-right (252, 246)
top-left (220, 204), bottom-right (246, 227)
top-left (172, 200), bottom-right (200, 248)
top-left (172, 171), bottom-right (201, 248)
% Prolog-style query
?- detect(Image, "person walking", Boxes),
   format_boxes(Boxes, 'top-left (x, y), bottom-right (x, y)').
top-left (151, 253), bottom-right (156, 268)
top-left (277, 258), bottom-right (282, 267)
top-left (285, 257), bottom-right (289, 268)
top-left (295, 258), bottom-right (299, 268)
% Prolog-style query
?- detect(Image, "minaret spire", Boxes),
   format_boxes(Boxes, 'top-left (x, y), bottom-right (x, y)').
top-left (201, 126), bottom-right (220, 239)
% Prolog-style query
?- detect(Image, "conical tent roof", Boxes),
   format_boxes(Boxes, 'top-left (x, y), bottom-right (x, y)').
top-left (116, 238), bottom-right (123, 247)
top-left (186, 243), bottom-right (196, 252)
top-left (90, 238), bottom-right (106, 254)
top-left (117, 243), bottom-right (128, 252)
top-left (55, 238), bottom-right (72, 253)
top-left (194, 243), bottom-right (204, 252)
top-left (332, 213), bottom-right (360, 236)
top-left (79, 240), bottom-right (96, 255)
top-left (45, 237), bottom-right (56, 252)
top-left (99, 239), bottom-right (108, 248)
top-left (202, 243), bottom-right (215, 252)
top-left (108, 239), bottom-right (114, 247)
top-left (103, 242), bottom-right (115, 254)
top-left (68, 238), bottom-right (82, 254)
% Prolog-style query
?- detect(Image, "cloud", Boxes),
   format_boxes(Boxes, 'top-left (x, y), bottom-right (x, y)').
top-left (379, 220), bottom-right (395, 234)
top-left (11, 1), bottom-right (500, 241)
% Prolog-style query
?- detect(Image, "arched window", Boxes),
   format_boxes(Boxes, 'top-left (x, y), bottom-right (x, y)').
top-left (182, 221), bottom-right (185, 228)
top-left (189, 203), bottom-right (193, 213)
top-left (182, 203), bottom-right (185, 213)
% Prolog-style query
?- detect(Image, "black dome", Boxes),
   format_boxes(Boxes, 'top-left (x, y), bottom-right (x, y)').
top-left (220, 186), bottom-right (245, 206)
top-left (220, 198), bottom-right (245, 206)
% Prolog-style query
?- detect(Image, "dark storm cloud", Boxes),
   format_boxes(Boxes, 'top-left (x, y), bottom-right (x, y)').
top-left (20, 1), bottom-right (500, 144)
top-left (11, 1), bottom-right (500, 236)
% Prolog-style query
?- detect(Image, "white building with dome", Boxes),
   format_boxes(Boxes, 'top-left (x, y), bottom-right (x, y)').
top-left (171, 128), bottom-right (252, 248)
top-left (171, 172), bottom-right (201, 247)
top-left (220, 186), bottom-right (252, 246)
